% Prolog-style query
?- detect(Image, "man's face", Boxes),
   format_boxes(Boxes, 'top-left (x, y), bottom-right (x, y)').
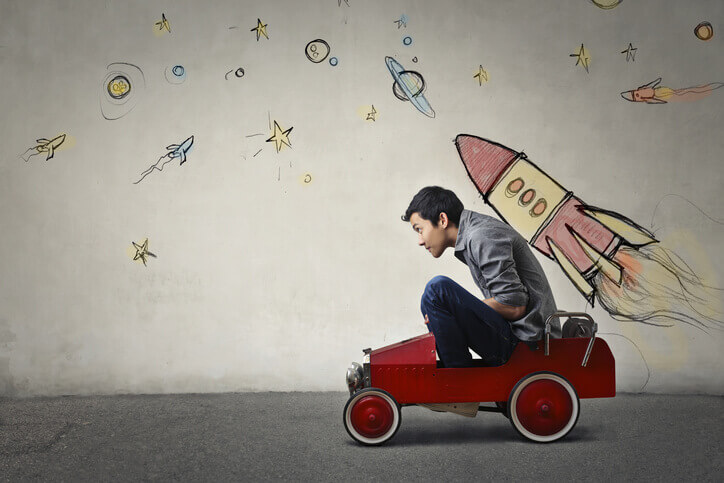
top-left (410, 212), bottom-right (448, 258)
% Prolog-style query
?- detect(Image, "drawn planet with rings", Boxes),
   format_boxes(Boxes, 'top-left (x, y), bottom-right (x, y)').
top-left (695, 22), bottom-right (713, 41)
top-left (107, 75), bottom-right (131, 99)
top-left (305, 39), bottom-right (330, 63)
top-left (100, 62), bottom-right (146, 120)
top-left (384, 56), bottom-right (435, 118)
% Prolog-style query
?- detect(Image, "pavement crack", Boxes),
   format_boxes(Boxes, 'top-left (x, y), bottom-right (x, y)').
top-left (1, 422), bottom-right (76, 456)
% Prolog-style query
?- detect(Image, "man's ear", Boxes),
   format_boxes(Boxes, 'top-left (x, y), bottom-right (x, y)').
top-left (438, 212), bottom-right (449, 228)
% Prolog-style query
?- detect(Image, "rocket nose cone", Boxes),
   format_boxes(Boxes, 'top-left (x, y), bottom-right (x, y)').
top-left (455, 134), bottom-right (519, 194)
top-left (454, 134), bottom-right (476, 151)
top-left (455, 134), bottom-right (517, 161)
top-left (620, 91), bottom-right (634, 102)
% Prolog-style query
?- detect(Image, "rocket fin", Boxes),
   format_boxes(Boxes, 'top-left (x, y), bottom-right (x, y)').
top-left (547, 238), bottom-right (595, 303)
top-left (583, 207), bottom-right (657, 246)
top-left (570, 230), bottom-right (622, 286)
top-left (639, 77), bottom-right (661, 89)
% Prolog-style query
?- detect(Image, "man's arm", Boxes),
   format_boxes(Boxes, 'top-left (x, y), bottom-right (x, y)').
top-left (483, 297), bottom-right (526, 321)
top-left (472, 228), bottom-right (529, 321)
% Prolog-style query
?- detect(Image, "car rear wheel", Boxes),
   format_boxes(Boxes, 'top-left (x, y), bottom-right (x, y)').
top-left (508, 371), bottom-right (579, 443)
top-left (343, 388), bottom-right (401, 446)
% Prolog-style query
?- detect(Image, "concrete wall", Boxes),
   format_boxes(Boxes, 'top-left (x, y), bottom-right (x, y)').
top-left (0, 0), bottom-right (722, 396)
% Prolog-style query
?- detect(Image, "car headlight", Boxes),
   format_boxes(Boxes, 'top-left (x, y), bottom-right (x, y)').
top-left (346, 362), bottom-right (364, 395)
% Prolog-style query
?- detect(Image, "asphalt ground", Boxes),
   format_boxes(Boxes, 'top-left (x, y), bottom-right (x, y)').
top-left (1, 392), bottom-right (722, 481)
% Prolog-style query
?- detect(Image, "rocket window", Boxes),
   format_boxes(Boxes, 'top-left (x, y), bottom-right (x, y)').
top-left (505, 178), bottom-right (525, 197)
top-left (530, 199), bottom-right (547, 217)
top-left (519, 189), bottom-right (536, 206)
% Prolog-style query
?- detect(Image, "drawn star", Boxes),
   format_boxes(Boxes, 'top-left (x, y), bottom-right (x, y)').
top-left (132, 238), bottom-right (157, 267)
top-left (251, 18), bottom-right (268, 41)
top-left (155, 13), bottom-right (170, 32)
top-left (366, 105), bottom-right (377, 121)
top-left (266, 120), bottom-right (293, 152)
top-left (338, 0), bottom-right (350, 6)
top-left (570, 43), bottom-right (590, 73)
top-left (394, 16), bottom-right (407, 28)
top-left (621, 43), bottom-right (637, 62)
top-left (474, 65), bottom-right (489, 85)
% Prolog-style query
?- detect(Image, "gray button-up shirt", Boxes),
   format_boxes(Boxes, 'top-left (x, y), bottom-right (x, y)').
top-left (454, 210), bottom-right (560, 341)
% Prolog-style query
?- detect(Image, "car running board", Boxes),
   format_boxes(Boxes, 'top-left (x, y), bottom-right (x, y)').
top-left (417, 402), bottom-right (479, 417)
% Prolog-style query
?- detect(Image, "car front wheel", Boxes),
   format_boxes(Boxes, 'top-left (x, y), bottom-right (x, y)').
top-left (343, 388), bottom-right (401, 446)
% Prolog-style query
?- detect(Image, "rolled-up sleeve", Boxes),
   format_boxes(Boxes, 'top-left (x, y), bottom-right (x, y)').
top-left (470, 229), bottom-right (529, 307)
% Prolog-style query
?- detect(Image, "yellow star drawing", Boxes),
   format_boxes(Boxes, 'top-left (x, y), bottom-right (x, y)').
top-left (570, 44), bottom-right (590, 73)
top-left (474, 65), bottom-right (489, 85)
top-left (155, 13), bottom-right (170, 33)
top-left (132, 238), bottom-right (156, 267)
top-left (366, 105), bottom-right (377, 121)
top-left (266, 120), bottom-right (293, 152)
top-left (251, 18), bottom-right (269, 41)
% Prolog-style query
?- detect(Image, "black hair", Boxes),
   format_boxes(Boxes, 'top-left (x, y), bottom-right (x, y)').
top-left (401, 186), bottom-right (464, 227)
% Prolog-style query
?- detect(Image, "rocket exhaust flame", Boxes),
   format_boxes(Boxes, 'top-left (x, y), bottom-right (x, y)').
top-left (596, 246), bottom-right (724, 332)
top-left (455, 134), bottom-right (723, 332)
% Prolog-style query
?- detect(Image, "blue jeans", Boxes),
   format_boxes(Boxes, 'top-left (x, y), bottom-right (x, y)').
top-left (421, 276), bottom-right (518, 368)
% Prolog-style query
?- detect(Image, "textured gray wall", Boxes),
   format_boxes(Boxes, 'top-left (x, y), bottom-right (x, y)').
top-left (0, 0), bottom-right (722, 396)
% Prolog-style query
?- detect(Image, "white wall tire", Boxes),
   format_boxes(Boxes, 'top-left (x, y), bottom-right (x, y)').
top-left (508, 372), bottom-right (580, 443)
top-left (343, 388), bottom-right (401, 446)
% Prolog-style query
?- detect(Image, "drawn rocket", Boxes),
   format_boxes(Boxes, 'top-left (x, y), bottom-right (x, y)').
top-left (35, 134), bottom-right (66, 161)
top-left (455, 134), bottom-right (657, 304)
top-left (167, 135), bottom-right (194, 165)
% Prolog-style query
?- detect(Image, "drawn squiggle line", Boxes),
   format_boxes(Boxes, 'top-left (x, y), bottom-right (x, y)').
top-left (133, 154), bottom-right (172, 184)
top-left (650, 193), bottom-right (724, 231)
top-left (599, 332), bottom-right (651, 393)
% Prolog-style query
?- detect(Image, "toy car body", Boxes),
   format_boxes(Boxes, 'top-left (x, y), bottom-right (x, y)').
top-left (344, 312), bottom-right (615, 445)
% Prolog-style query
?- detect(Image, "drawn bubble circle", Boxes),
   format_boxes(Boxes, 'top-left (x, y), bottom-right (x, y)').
top-left (403, 36), bottom-right (413, 46)
top-left (329, 56), bottom-right (339, 66)
top-left (225, 67), bottom-right (245, 80)
top-left (695, 21), bottom-right (713, 41)
top-left (304, 174), bottom-right (312, 183)
top-left (590, 0), bottom-right (622, 9)
top-left (392, 70), bottom-right (425, 101)
top-left (107, 75), bottom-right (131, 99)
top-left (100, 62), bottom-right (146, 120)
top-left (165, 64), bottom-right (187, 84)
top-left (305, 39), bottom-right (330, 63)
top-left (412, 56), bottom-right (418, 63)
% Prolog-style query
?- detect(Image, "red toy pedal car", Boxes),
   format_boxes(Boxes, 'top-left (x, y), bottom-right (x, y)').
top-left (343, 312), bottom-right (615, 444)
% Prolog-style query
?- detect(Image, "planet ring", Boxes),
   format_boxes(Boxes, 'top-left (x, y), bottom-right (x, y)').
top-left (385, 56), bottom-right (435, 118)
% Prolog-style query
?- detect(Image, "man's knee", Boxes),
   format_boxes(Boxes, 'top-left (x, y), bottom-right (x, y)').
top-left (425, 275), bottom-right (455, 292)
top-left (422, 275), bottom-right (455, 304)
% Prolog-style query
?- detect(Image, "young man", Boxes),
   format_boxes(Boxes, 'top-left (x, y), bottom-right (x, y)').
top-left (402, 186), bottom-right (560, 368)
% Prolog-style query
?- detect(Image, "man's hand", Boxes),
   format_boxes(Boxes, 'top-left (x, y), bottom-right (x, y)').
top-left (484, 298), bottom-right (526, 321)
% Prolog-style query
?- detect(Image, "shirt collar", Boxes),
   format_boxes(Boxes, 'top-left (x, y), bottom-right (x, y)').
top-left (454, 209), bottom-right (471, 253)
